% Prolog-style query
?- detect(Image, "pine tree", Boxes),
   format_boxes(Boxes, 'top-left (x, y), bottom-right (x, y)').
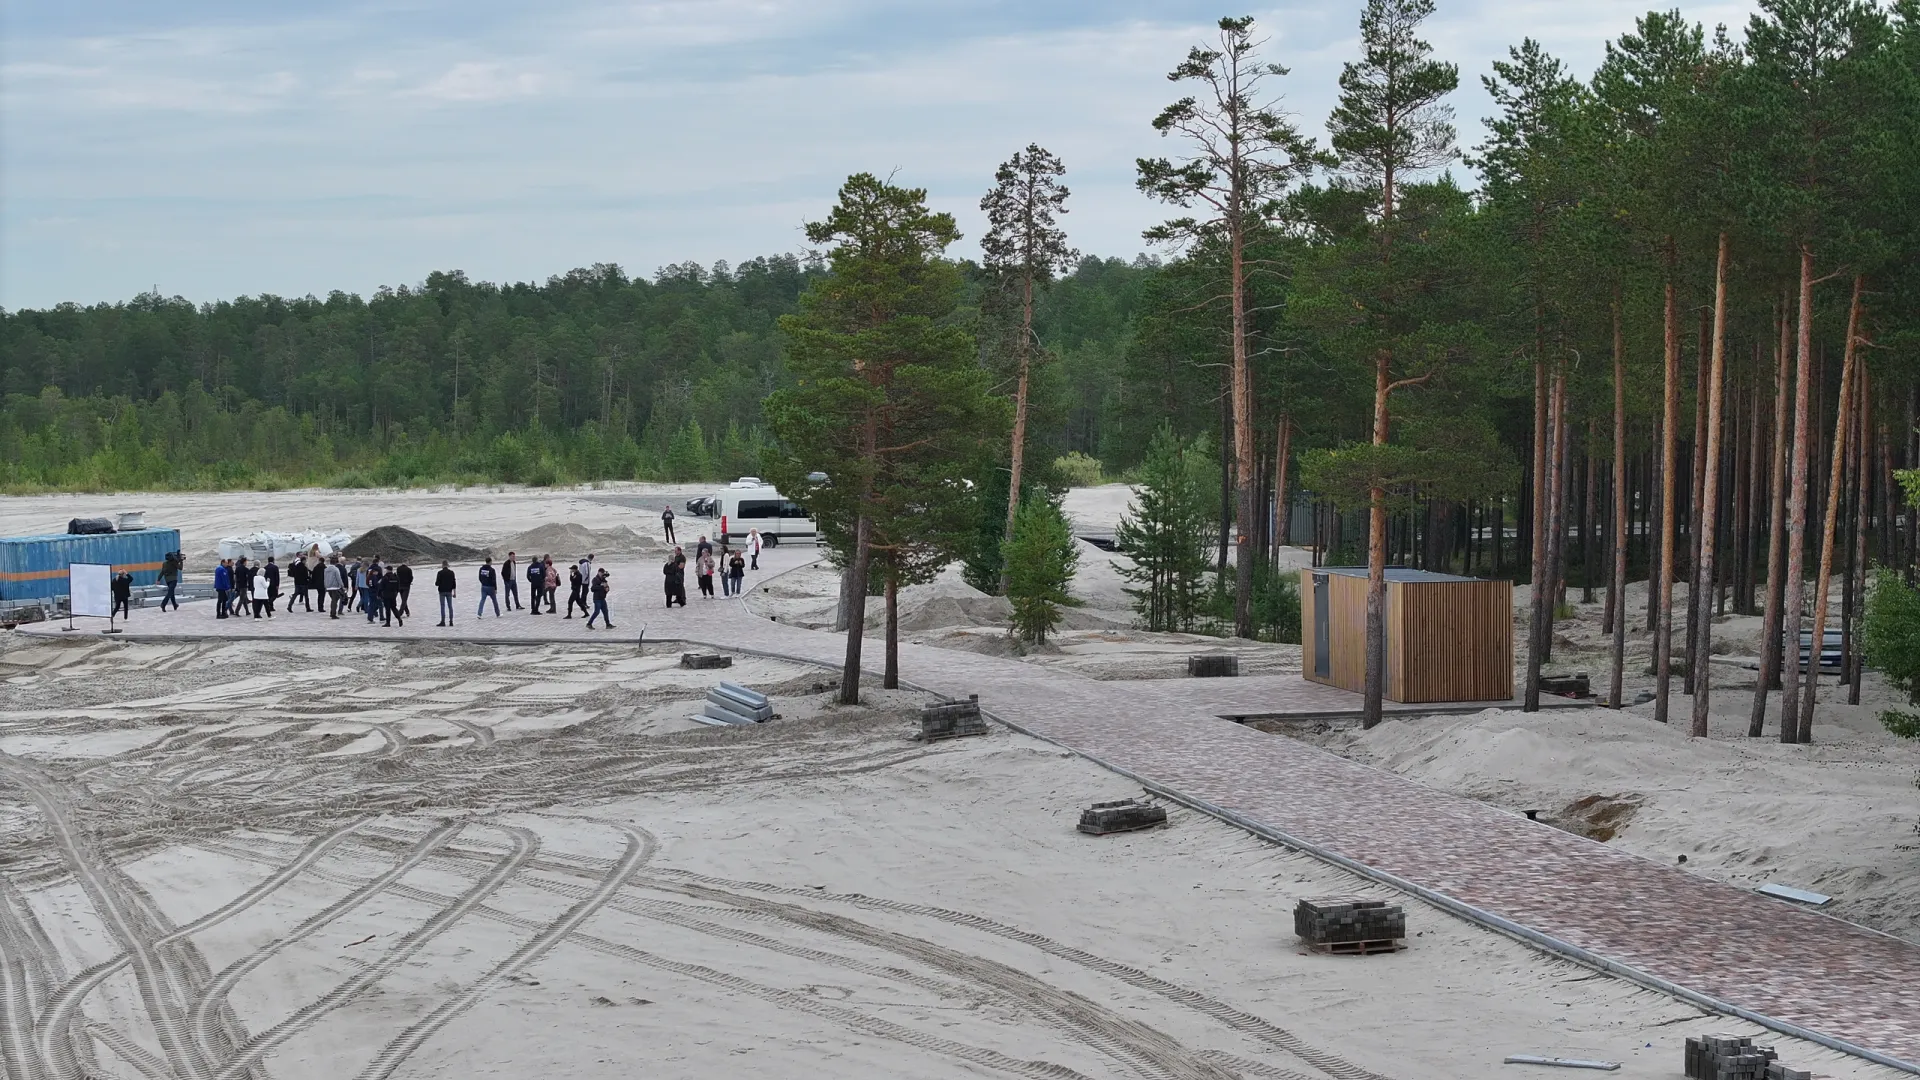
top-left (1138, 16), bottom-right (1329, 639)
top-left (1003, 496), bottom-right (1080, 645)
top-left (1114, 426), bottom-right (1215, 632)
top-left (981, 145), bottom-right (1077, 595)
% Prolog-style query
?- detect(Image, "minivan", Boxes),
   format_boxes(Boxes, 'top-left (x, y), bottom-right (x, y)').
top-left (712, 486), bottom-right (816, 546)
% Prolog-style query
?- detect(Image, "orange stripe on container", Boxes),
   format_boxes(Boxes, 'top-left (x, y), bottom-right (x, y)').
top-left (0, 561), bottom-right (164, 582)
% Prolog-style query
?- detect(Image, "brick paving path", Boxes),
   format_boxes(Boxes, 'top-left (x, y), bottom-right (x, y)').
top-left (27, 546), bottom-right (1920, 1071)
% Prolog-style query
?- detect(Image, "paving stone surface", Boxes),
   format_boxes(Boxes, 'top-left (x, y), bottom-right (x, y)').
top-left (28, 545), bottom-right (1920, 1068)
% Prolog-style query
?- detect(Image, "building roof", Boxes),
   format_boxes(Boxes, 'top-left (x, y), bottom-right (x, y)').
top-left (1311, 567), bottom-right (1488, 583)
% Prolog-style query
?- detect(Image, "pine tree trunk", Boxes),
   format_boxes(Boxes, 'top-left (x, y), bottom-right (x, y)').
top-left (1363, 349), bottom-right (1392, 729)
top-left (1655, 264), bottom-right (1680, 725)
top-left (884, 572), bottom-right (900, 690)
top-left (1779, 249), bottom-right (1819, 743)
top-left (1582, 428), bottom-right (1596, 604)
top-left (1799, 274), bottom-right (1864, 742)
top-left (1752, 294), bottom-right (1794, 737)
top-left (1690, 233), bottom-right (1730, 738)
top-left (999, 273), bottom-right (1036, 596)
top-left (1610, 294), bottom-right (1629, 708)
top-left (1231, 227), bottom-right (1256, 639)
top-left (1273, 418), bottom-right (1293, 557)
top-left (840, 513), bottom-right (872, 706)
top-left (1685, 305), bottom-right (1710, 696)
top-left (1539, 371), bottom-right (1570, 676)
top-left (1743, 369), bottom-right (1766, 614)
top-left (1849, 385), bottom-right (1872, 706)
top-left (1218, 377), bottom-right (1232, 575)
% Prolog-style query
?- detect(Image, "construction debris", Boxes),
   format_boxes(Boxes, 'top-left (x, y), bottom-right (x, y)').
top-left (920, 695), bottom-right (987, 741)
top-left (1294, 897), bottom-right (1406, 954)
top-left (697, 682), bottom-right (771, 727)
top-left (1684, 1034), bottom-right (1811, 1080)
top-left (1187, 654), bottom-right (1239, 678)
top-left (1504, 1055), bottom-right (1620, 1071)
top-left (1537, 673), bottom-right (1591, 697)
top-left (1077, 798), bottom-right (1167, 835)
top-left (680, 653), bottom-right (733, 670)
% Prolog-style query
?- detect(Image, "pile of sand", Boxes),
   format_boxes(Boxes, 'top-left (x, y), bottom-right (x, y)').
top-left (494, 522), bottom-right (661, 557)
top-left (342, 525), bottom-right (489, 564)
top-left (879, 575), bottom-right (1013, 633)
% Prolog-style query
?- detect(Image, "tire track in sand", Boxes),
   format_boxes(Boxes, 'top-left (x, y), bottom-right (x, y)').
top-left (643, 869), bottom-right (1393, 1080)
top-left (186, 820), bottom-right (466, 1070)
top-left (192, 834), bottom-right (1102, 1080)
top-left (0, 754), bottom-right (217, 1080)
top-left (348, 824), bottom-right (652, 1080)
top-left (208, 825), bottom-right (537, 1080)
top-left (35, 816), bottom-right (371, 1080)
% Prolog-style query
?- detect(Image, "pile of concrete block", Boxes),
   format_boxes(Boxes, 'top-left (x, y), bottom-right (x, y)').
top-left (698, 682), bottom-right (771, 727)
top-left (1684, 1035), bottom-right (1810, 1080)
top-left (681, 652), bottom-right (732, 670)
top-left (1077, 798), bottom-right (1167, 835)
top-left (1188, 654), bottom-right (1239, 677)
top-left (1293, 898), bottom-right (1406, 954)
top-left (1537, 672), bottom-right (1591, 697)
top-left (920, 695), bottom-right (987, 741)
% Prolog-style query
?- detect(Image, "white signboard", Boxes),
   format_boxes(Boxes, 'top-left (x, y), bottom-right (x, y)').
top-left (69, 563), bottom-right (113, 619)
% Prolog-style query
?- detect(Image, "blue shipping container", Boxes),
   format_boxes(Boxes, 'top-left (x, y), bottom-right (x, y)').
top-left (0, 529), bottom-right (184, 601)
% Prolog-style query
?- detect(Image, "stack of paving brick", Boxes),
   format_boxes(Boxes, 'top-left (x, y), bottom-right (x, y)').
top-left (920, 695), bottom-right (987, 741)
top-left (1077, 798), bottom-right (1167, 835)
top-left (680, 652), bottom-right (732, 670)
top-left (1683, 1035), bottom-right (1812, 1080)
top-left (1293, 898), bottom-right (1406, 954)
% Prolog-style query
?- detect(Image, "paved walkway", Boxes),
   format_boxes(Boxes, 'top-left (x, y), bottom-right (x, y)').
top-left (25, 547), bottom-right (1920, 1072)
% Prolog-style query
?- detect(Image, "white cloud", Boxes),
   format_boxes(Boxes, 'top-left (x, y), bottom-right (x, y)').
top-left (1, 0), bottom-right (1770, 309)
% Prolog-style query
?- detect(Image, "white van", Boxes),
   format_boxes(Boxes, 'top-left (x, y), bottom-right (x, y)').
top-left (712, 486), bottom-right (816, 547)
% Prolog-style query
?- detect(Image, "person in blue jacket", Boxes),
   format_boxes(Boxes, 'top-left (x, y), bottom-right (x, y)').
top-left (477, 557), bottom-right (500, 617)
top-left (213, 559), bottom-right (233, 619)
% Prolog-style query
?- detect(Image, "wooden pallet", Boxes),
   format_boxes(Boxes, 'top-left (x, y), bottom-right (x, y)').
top-left (1304, 938), bottom-right (1405, 956)
top-left (1077, 818), bottom-right (1165, 836)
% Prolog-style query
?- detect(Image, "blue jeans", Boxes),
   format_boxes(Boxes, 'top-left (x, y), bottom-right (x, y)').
top-left (587, 596), bottom-right (610, 627)
top-left (161, 579), bottom-right (178, 610)
top-left (477, 588), bottom-right (499, 616)
top-left (439, 592), bottom-right (455, 623)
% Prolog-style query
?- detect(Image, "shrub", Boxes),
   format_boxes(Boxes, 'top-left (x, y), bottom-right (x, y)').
top-left (1863, 569), bottom-right (1920, 738)
top-left (1052, 451), bottom-right (1105, 488)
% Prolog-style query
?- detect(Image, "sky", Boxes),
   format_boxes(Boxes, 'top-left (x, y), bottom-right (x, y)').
top-left (1, 0), bottom-right (1758, 311)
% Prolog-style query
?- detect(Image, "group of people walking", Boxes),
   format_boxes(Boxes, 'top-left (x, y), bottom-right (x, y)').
top-left (661, 533), bottom-right (750, 607)
top-left (211, 552), bottom-right (415, 624)
top-left (466, 552), bottom-right (615, 627)
top-left (144, 522), bottom-right (774, 629)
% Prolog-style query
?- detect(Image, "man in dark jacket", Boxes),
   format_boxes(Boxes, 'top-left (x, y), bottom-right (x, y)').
top-left (288, 557), bottom-right (310, 611)
top-left (526, 557), bottom-right (547, 615)
top-left (663, 548), bottom-right (687, 608)
top-left (378, 566), bottom-right (402, 627)
top-left (110, 570), bottom-right (134, 621)
top-left (477, 558), bottom-right (500, 617)
top-left (565, 563), bottom-right (587, 618)
top-left (159, 552), bottom-right (182, 611)
top-left (436, 560), bottom-right (457, 625)
top-left (394, 563), bottom-right (413, 617)
top-left (502, 551), bottom-right (522, 610)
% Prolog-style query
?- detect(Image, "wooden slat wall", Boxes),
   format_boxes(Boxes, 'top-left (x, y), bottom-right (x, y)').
top-left (1303, 571), bottom-right (1512, 704)
top-left (1392, 580), bottom-right (1513, 702)
top-left (1303, 570), bottom-right (1373, 695)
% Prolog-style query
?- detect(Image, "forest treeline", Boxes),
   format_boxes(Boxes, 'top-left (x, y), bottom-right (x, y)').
top-left (4, 1), bottom-right (1920, 732)
top-left (0, 254), bottom-right (1150, 491)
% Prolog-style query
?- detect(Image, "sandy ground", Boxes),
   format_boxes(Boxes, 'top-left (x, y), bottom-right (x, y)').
top-left (0, 632), bottom-right (1900, 1080)
top-left (1275, 576), bottom-right (1920, 948)
top-left (0, 485), bottom-right (1915, 1078)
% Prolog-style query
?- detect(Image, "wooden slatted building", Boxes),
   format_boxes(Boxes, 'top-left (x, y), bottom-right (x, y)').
top-left (1301, 567), bottom-right (1512, 704)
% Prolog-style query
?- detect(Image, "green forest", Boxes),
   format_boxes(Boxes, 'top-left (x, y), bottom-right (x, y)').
top-left (5, 1), bottom-right (1920, 724)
